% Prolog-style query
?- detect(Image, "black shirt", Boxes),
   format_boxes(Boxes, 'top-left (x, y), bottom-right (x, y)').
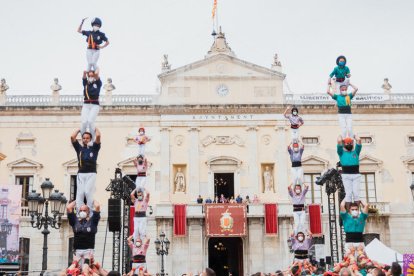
top-left (68, 211), bottom-right (101, 250)
top-left (81, 30), bottom-right (108, 50)
top-left (72, 141), bottom-right (101, 173)
top-left (82, 78), bottom-right (102, 104)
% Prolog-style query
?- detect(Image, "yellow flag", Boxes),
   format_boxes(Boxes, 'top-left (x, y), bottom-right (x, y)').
top-left (212, 0), bottom-right (217, 19)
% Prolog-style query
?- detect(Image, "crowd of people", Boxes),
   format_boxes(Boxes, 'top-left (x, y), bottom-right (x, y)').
top-left (196, 194), bottom-right (260, 204)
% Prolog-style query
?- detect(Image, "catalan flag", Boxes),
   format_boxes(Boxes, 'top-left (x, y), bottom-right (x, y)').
top-left (212, 0), bottom-right (217, 19)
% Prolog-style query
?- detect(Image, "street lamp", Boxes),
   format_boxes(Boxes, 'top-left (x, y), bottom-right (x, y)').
top-left (410, 181), bottom-right (414, 201)
top-left (0, 219), bottom-right (13, 254)
top-left (27, 178), bottom-right (67, 276)
top-left (154, 231), bottom-right (170, 276)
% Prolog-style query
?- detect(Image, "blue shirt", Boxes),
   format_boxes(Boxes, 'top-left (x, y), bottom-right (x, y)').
top-left (68, 211), bottom-right (100, 249)
top-left (337, 144), bottom-right (362, 166)
top-left (81, 30), bottom-right (108, 50)
top-left (340, 211), bottom-right (368, 233)
top-left (83, 78), bottom-right (102, 104)
top-left (72, 141), bottom-right (101, 173)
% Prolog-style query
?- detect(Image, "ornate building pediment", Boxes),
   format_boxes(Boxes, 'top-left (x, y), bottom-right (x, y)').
top-left (201, 135), bottom-right (244, 147)
top-left (359, 155), bottom-right (383, 172)
top-left (206, 156), bottom-right (242, 172)
top-left (301, 155), bottom-right (329, 173)
top-left (403, 157), bottom-right (414, 172)
top-left (117, 157), bottom-right (138, 175)
top-left (62, 159), bottom-right (79, 174)
top-left (7, 157), bottom-right (43, 173)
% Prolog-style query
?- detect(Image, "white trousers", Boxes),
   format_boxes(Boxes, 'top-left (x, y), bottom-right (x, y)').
top-left (86, 49), bottom-right (100, 72)
top-left (338, 113), bottom-right (353, 138)
top-left (293, 210), bottom-right (307, 234)
top-left (342, 174), bottom-right (361, 202)
top-left (76, 173), bottom-right (96, 212)
top-left (135, 176), bottom-right (146, 191)
top-left (291, 167), bottom-right (303, 185)
top-left (81, 104), bottom-right (100, 140)
top-left (133, 217), bottom-right (147, 241)
top-left (132, 263), bottom-right (147, 271)
top-left (334, 78), bottom-right (350, 93)
top-left (74, 249), bottom-right (94, 267)
top-left (291, 128), bottom-right (299, 142)
top-left (138, 144), bottom-right (146, 156)
top-left (344, 242), bottom-right (364, 256)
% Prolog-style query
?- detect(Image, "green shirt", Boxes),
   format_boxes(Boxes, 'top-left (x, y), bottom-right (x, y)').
top-left (332, 93), bottom-right (354, 107)
top-left (337, 144), bottom-right (362, 166)
top-left (329, 66), bottom-right (350, 79)
top-left (340, 211), bottom-right (368, 233)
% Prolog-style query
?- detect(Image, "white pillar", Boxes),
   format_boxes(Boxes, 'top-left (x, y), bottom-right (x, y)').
top-left (275, 125), bottom-right (290, 201)
top-left (246, 126), bottom-right (259, 195)
top-left (188, 127), bottom-right (200, 197)
top-left (160, 127), bottom-right (171, 202)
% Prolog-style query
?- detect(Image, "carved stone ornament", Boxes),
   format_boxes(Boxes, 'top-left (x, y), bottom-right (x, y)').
top-left (261, 135), bottom-right (271, 145)
top-left (175, 135), bottom-right (184, 146)
top-left (201, 135), bottom-right (244, 147)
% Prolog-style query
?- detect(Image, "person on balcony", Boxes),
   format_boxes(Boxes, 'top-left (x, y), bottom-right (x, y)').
top-left (134, 155), bottom-right (149, 191)
top-left (337, 135), bottom-right (362, 206)
top-left (283, 106), bottom-right (304, 142)
top-left (327, 81), bottom-right (358, 138)
top-left (340, 198), bottom-right (369, 255)
top-left (288, 141), bottom-right (304, 186)
top-left (67, 200), bottom-right (101, 267)
top-left (127, 235), bottom-right (150, 272)
top-left (81, 69), bottom-right (102, 142)
top-left (288, 183), bottom-right (309, 234)
top-left (131, 188), bottom-right (150, 241)
top-left (71, 128), bottom-right (101, 213)
top-left (77, 17), bottom-right (109, 72)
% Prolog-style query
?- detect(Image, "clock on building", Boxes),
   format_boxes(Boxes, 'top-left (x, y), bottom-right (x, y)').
top-left (216, 84), bottom-right (229, 97)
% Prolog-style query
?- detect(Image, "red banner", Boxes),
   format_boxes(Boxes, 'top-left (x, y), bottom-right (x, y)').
top-left (265, 204), bottom-right (278, 235)
top-left (174, 204), bottom-right (187, 237)
top-left (308, 204), bottom-right (322, 235)
top-left (129, 206), bottom-right (135, 236)
top-left (205, 204), bottom-right (247, 237)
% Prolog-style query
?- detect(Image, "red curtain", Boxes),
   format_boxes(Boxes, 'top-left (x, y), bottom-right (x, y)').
top-left (308, 204), bottom-right (322, 235)
top-left (265, 204), bottom-right (278, 235)
top-left (129, 206), bottom-right (135, 236)
top-left (174, 204), bottom-right (187, 236)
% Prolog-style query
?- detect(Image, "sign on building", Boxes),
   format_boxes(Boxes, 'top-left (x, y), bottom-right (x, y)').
top-left (205, 204), bottom-right (247, 237)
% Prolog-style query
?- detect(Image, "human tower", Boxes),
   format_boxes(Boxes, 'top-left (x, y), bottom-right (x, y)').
top-left (286, 56), bottom-right (369, 263)
top-left (66, 17), bottom-right (152, 274)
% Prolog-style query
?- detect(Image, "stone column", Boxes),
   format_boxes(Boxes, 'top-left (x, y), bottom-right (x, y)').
top-left (188, 127), bottom-right (201, 198)
top-left (160, 127), bottom-right (171, 202)
top-left (275, 125), bottom-right (289, 201)
top-left (246, 126), bottom-right (259, 195)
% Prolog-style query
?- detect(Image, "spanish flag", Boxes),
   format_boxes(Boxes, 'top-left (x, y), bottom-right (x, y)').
top-left (212, 0), bottom-right (217, 19)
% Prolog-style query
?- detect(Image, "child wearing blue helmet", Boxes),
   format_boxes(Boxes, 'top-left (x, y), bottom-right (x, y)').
top-left (77, 17), bottom-right (110, 71)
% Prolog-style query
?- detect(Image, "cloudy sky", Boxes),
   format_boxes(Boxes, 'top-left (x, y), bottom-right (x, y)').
top-left (1, 0), bottom-right (413, 95)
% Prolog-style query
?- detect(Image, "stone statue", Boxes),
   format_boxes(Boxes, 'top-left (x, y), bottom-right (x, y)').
top-left (103, 78), bottom-right (116, 92)
top-left (161, 54), bottom-right (171, 71)
top-left (174, 167), bottom-right (186, 193)
top-left (0, 78), bottom-right (10, 94)
top-left (263, 166), bottom-right (274, 192)
top-left (50, 78), bottom-right (62, 93)
top-left (381, 78), bottom-right (392, 93)
top-left (272, 53), bottom-right (281, 67)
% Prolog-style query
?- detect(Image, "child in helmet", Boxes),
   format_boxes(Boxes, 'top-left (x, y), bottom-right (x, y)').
top-left (77, 17), bottom-right (110, 71)
top-left (329, 55), bottom-right (351, 92)
top-left (327, 82), bottom-right (358, 138)
top-left (283, 106), bottom-right (304, 142)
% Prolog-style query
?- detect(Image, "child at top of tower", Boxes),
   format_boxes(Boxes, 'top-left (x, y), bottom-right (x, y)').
top-left (329, 55), bottom-right (351, 83)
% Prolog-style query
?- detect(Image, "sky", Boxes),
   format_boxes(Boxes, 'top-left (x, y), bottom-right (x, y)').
top-left (1, 0), bottom-right (413, 95)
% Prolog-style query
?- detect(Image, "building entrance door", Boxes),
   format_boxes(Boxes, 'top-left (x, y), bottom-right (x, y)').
top-left (214, 173), bottom-right (234, 201)
top-left (208, 237), bottom-right (243, 276)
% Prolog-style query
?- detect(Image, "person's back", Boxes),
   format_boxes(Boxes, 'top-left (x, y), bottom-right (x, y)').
top-left (391, 262), bottom-right (402, 276)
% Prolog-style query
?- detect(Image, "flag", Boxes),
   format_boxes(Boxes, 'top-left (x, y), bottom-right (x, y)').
top-left (212, 0), bottom-right (217, 19)
top-left (404, 254), bottom-right (414, 276)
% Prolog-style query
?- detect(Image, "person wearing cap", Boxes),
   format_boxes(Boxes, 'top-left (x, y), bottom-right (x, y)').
top-left (134, 127), bottom-right (151, 156)
top-left (134, 155), bottom-right (150, 191)
top-left (289, 230), bottom-right (313, 262)
top-left (327, 81), bottom-right (358, 138)
top-left (77, 17), bottom-right (109, 71)
top-left (127, 235), bottom-right (150, 272)
top-left (288, 141), bottom-right (305, 185)
top-left (81, 69), bottom-right (102, 141)
top-left (288, 183), bottom-right (309, 234)
top-left (283, 105), bottom-right (304, 142)
top-left (329, 55), bottom-right (351, 92)
top-left (131, 188), bottom-right (150, 241)
top-left (337, 135), bottom-right (362, 205)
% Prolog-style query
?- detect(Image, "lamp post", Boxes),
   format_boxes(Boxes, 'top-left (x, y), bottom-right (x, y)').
top-left (154, 232), bottom-right (170, 276)
top-left (27, 178), bottom-right (67, 276)
top-left (410, 181), bottom-right (414, 202)
top-left (0, 219), bottom-right (13, 253)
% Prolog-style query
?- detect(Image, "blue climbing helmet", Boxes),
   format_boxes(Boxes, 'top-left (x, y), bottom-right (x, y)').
top-left (91, 17), bottom-right (102, 27)
top-left (336, 55), bottom-right (347, 66)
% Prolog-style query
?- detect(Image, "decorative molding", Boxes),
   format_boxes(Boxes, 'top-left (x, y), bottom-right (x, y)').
top-left (201, 135), bottom-right (244, 147)
top-left (188, 127), bottom-right (201, 132)
top-left (117, 157), bottom-right (138, 175)
top-left (359, 154), bottom-right (383, 172)
top-left (160, 127), bottom-right (172, 132)
top-left (246, 126), bottom-right (259, 132)
top-left (7, 157), bottom-right (43, 173)
top-left (62, 158), bottom-right (79, 174)
top-left (261, 135), bottom-right (272, 145)
top-left (403, 156), bottom-right (414, 172)
top-left (174, 135), bottom-right (184, 146)
top-left (206, 156), bottom-right (242, 172)
top-left (16, 132), bottom-right (36, 148)
top-left (302, 155), bottom-right (329, 172)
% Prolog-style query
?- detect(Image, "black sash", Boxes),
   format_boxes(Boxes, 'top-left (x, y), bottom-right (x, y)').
top-left (294, 249), bottom-right (308, 259)
top-left (293, 204), bottom-right (305, 212)
top-left (342, 165), bottom-right (359, 174)
top-left (292, 161), bottom-right (302, 167)
top-left (133, 254), bottom-right (146, 263)
top-left (134, 211), bottom-right (146, 217)
top-left (345, 232), bottom-right (363, 243)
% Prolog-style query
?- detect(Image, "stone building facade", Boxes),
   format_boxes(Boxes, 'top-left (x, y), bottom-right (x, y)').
top-left (1, 31), bottom-right (414, 275)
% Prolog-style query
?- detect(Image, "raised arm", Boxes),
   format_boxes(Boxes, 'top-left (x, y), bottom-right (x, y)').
top-left (83, 70), bottom-right (87, 79)
top-left (360, 201), bottom-right (369, 214)
top-left (354, 134), bottom-right (361, 145)
top-left (127, 235), bottom-right (134, 245)
top-left (340, 198), bottom-right (346, 212)
top-left (95, 128), bottom-right (101, 144)
top-left (130, 190), bottom-right (136, 201)
top-left (349, 83), bottom-right (358, 97)
top-left (145, 190), bottom-right (150, 203)
top-left (94, 68), bottom-right (100, 79)
top-left (71, 129), bottom-right (81, 143)
top-left (337, 135), bottom-right (344, 145)
top-left (77, 18), bottom-right (87, 33)
top-left (283, 106), bottom-right (291, 118)
top-left (93, 200), bottom-right (100, 212)
top-left (67, 200), bottom-right (76, 213)
top-left (327, 84), bottom-right (334, 97)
